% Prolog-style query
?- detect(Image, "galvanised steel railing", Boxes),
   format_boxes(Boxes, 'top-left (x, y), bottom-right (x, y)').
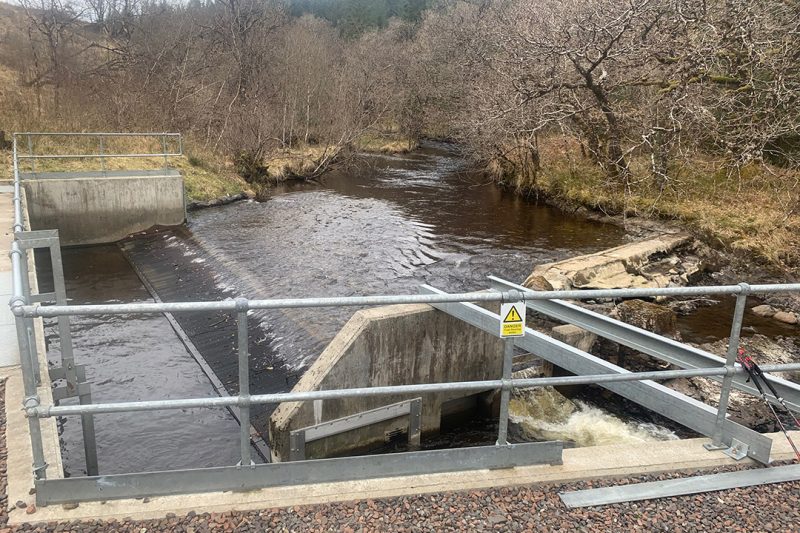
top-left (14, 132), bottom-right (182, 173)
top-left (8, 133), bottom-right (800, 506)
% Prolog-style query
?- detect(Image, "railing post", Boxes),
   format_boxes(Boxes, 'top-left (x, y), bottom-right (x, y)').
top-left (707, 283), bottom-right (750, 450)
top-left (26, 133), bottom-right (35, 173)
top-left (236, 298), bottom-right (253, 467)
top-left (162, 134), bottom-right (169, 169)
top-left (18, 248), bottom-right (40, 385)
top-left (496, 337), bottom-right (514, 446)
top-left (11, 243), bottom-right (48, 480)
top-left (50, 241), bottom-right (99, 475)
top-left (99, 135), bottom-right (105, 173)
top-left (15, 311), bottom-right (48, 480)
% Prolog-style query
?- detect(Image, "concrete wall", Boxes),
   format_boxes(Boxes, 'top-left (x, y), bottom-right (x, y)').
top-left (22, 171), bottom-right (185, 245)
top-left (269, 304), bottom-right (505, 462)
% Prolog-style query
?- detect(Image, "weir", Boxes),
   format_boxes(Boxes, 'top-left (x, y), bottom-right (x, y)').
top-left (3, 132), bottom-right (800, 513)
top-left (16, 133), bottom-right (185, 246)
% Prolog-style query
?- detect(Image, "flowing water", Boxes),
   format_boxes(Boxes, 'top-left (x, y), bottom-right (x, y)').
top-left (508, 369), bottom-right (678, 446)
top-left (43, 142), bottom-right (743, 475)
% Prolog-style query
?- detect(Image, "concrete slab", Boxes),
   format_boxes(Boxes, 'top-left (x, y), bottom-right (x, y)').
top-left (0, 325), bottom-right (20, 366)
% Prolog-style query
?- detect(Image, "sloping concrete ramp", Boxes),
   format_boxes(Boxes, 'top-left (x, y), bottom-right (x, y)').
top-left (559, 464), bottom-right (800, 508)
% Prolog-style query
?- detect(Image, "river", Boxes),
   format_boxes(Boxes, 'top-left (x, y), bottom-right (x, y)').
top-left (42, 142), bottom-right (786, 475)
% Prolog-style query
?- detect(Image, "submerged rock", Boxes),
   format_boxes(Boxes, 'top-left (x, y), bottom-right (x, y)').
top-left (615, 299), bottom-right (678, 338)
top-left (522, 274), bottom-right (554, 292)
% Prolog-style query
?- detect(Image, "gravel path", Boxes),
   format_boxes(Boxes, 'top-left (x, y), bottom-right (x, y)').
top-left (2, 379), bottom-right (799, 532)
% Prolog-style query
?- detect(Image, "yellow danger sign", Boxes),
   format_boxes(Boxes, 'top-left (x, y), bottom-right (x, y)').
top-left (500, 302), bottom-right (525, 337)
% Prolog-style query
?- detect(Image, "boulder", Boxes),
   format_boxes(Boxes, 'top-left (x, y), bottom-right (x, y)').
top-left (751, 305), bottom-right (777, 318)
top-left (522, 274), bottom-right (554, 292)
top-left (773, 311), bottom-right (798, 325)
top-left (524, 233), bottom-right (702, 292)
top-left (550, 324), bottom-right (597, 353)
top-left (616, 299), bottom-right (678, 338)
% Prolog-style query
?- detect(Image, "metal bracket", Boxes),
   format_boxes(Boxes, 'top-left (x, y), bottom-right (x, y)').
top-left (722, 438), bottom-right (749, 461)
top-left (289, 398), bottom-right (422, 461)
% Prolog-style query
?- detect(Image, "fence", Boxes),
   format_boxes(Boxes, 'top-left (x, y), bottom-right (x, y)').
top-left (8, 133), bottom-right (800, 506)
top-left (15, 132), bottom-right (182, 174)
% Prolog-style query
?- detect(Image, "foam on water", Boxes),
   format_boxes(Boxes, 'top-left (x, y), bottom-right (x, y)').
top-left (510, 387), bottom-right (679, 447)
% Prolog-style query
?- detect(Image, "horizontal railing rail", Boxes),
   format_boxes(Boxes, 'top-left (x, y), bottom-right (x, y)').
top-left (27, 364), bottom-right (800, 418)
top-left (16, 153), bottom-right (183, 160)
top-left (13, 132), bottom-right (183, 173)
top-left (12, 283), bottom-right (800, 318)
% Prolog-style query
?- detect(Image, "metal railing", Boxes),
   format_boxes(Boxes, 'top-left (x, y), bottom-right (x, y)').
top-left (8, 133), bottom-right (800, 506)
top-left (15, 132), bottom-right (182, 173)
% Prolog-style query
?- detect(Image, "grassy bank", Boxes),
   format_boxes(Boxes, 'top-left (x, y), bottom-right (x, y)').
top-left (3, 132), bottom-right (419, 203)
top-left (493, 137), bottom-right (800, 273)
top-left (265, 134), bottom-right (418, 181)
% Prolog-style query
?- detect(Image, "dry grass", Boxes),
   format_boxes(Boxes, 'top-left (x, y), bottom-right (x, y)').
top-left (6, 135), bottom-right (250, 202)
top-left (265, 144), bottom-right (337, 180)
top-left (497, 135), bottom-right (800, 272)
top-left (356, 133), bottom-right (418, 154)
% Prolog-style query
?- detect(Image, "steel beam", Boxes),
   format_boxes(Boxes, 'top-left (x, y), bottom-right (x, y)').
top-left (420, 285), bottom-right (773, 464)
top-left (34, 441), bottom-right (563, 505)
top-left (488, 277), bottom-right (800, 412)
top-left (559, 464), bottom-right (800, 508)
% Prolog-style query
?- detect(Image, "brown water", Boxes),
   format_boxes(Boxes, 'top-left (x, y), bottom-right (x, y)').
top-left (43, 142), bottom-right (667, 475)
top-left (38, 247), bottom-right (242, 476)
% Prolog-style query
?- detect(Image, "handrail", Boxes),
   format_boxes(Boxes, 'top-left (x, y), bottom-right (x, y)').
top-left (13, 282), bottom-right (800, 318)
top-left (28, 363), bottom-right (800, 418)
top-left (12, 131), bottom-right (183, 173)
top-left (17, 153), bottom-right (183, 160)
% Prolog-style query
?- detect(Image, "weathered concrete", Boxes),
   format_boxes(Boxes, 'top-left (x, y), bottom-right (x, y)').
top-left (525, 233), bottom-right (694, 290)
top-left (1, 183), bottom-right (64, 513)
top-left (550, 324), bottom-right (597, 353)
top-left (0, 186), bottom-right (19, 366)
top-left (269, 304), bottom-right (505, 462)
top-left (22, 170), bottom-right (185, 245)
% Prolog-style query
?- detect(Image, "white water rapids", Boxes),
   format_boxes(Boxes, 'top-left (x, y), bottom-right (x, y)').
top-left (509, 370), bottom-right (679, 446)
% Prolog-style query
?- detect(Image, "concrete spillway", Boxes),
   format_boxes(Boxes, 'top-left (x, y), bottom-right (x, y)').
top-left (21, 169), bottom-right (185, 246)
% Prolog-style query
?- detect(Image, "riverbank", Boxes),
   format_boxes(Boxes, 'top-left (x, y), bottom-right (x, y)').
top-left (490, 137), bottom-right (800, 277)
top-left (1, 133), bottom-right (419, 205)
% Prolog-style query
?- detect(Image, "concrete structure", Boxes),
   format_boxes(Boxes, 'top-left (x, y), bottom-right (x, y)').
top-left (0, 184), bottom-right (65, 517)
top-left (0, 185), bottom-right (20, 366)
top-left (525, 233), bottom-right (694, 290)
top-left (21, 170), bottom-right (185, 246)
top-left (269, 304), bottom-right (504, 462)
